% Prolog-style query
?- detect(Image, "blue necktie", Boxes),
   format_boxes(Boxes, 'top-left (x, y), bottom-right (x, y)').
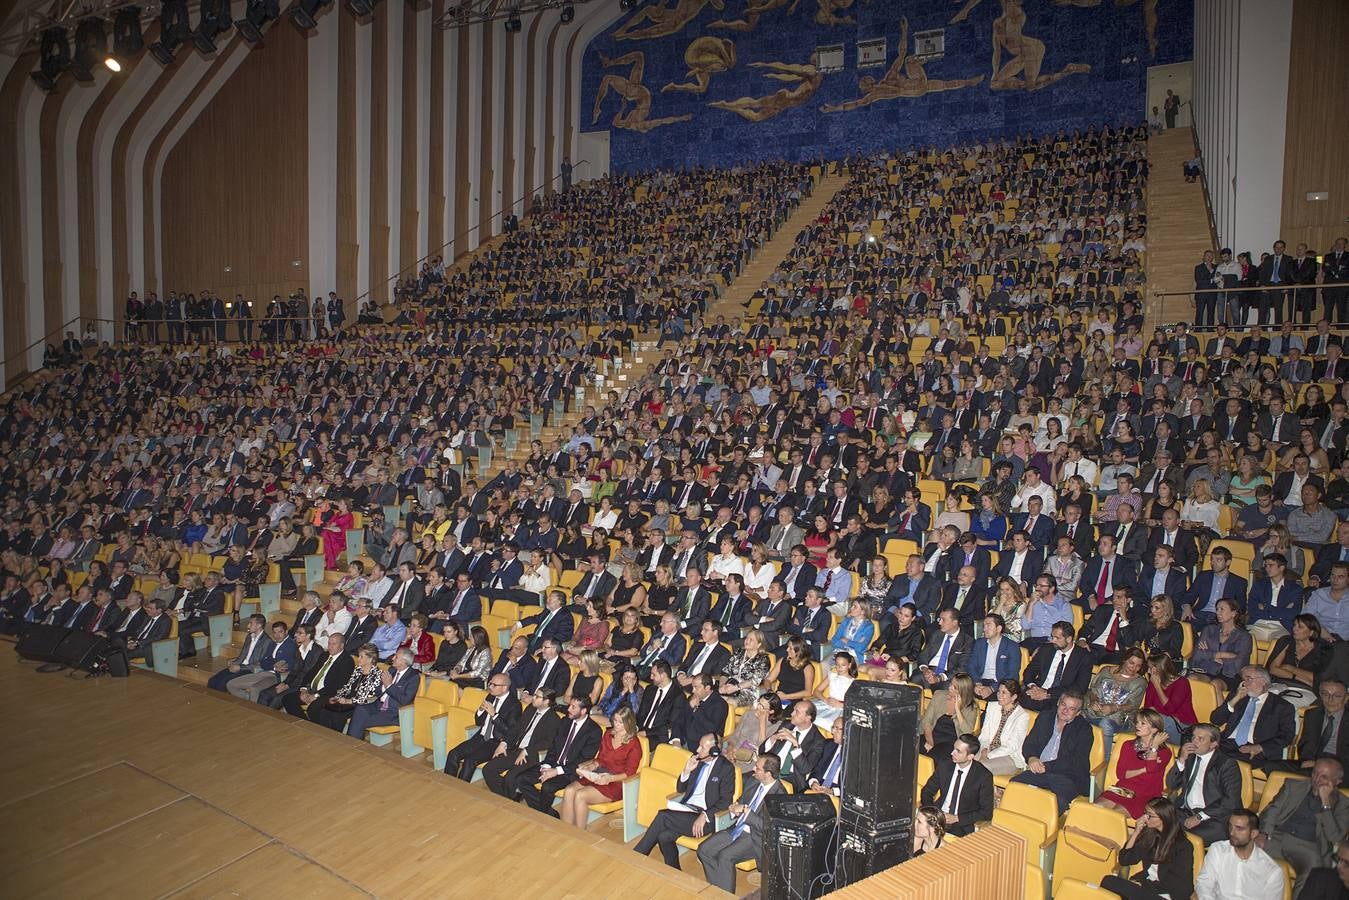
top-left (1232, 697), bottom-right (1259, 746)
top-left (731, 784), bottom-right (766, 839)
top-left (822, 750), bottom-right (842, 788)
top-left (934, 635), bottom-right (953, 675)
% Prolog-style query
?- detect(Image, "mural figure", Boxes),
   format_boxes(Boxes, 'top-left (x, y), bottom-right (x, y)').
top-left (812, 0), bottom-right (855, 26)
top-left (1053, 0), bottom-right (1158, 57)
top-left (663, 37), bottom-right (738, 94)
top-left (708, 55), bottom-right (823, 122)
top-left (708, 0), bottom-right (800, 32)
top-left (990, 0), bottom-right (1091, 92)
top-left (821, 17), bottom-right (984, 112)
top-left (592, 52), bottom-right (695, 132)
top-left (614, 0), bottom-right (725, 42)
top-left (950, 0), bottom-right (983, 24)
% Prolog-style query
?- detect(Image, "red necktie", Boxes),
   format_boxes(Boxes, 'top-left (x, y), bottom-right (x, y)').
top-left (1096, 560), bottom-right (1111, 603)
top-left (1105, 613), bottom-right (1120, 651)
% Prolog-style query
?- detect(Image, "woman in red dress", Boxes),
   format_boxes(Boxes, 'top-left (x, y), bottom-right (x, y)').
top-left (558, 706), bottom-right (642, 828)
top-left (396, 613), bottom-right (436, 670)
top-left (321, 498), bottom-right (354, 570)
top-left (1096, 709), bottom-right (1173, 819)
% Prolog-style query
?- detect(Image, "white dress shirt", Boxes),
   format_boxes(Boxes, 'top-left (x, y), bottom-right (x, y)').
top-left (1194, 840), bottom-right (1285, 900)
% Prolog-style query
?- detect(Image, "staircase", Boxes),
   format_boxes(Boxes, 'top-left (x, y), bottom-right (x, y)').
top-left (705, 171), bottom-right (852, 322)
top-left (1145, 129), bottom-right (1216, 331)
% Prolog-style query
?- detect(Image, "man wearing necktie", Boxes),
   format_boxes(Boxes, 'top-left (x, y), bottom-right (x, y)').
top-left (696, 753), bottom-right (786, 893)
top-left (805, 718), bottom-right (846, 795)
top-left (443, 675), bottom-right (521, 780)
top-left (206, 613), bottom-right (274, 691)
top-left (1212, 666), bottom-right (1297, 770)
top-left (515, 696), bottom-right (603, 815)
top-left (759, 700), bottom-right (825, 791)
top-left (347, 646), bottom-right (421, 740)
top-left (919, 734), bottom-right (995, 836)
top-left (635, 733), bottom-right (736, 869)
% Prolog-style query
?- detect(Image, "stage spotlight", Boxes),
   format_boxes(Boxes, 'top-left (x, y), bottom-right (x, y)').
top-left (192, 0), bottom-right (232, 54)
top-left (504, 13), bottom-right (521, 32)
top-left (29, 27), bottom-right (70, 91)
top-left (235, 0), bottom-right (279, 46)
top-left (148, 0), bottom-right (190, 65)
top-left (70, 18), bottom-right (108, 82)
top-left (107, 7), bottom-right (143, 70)
top-left (289, 0), bottom-right (333, 32)
top-left (619, 0), bottom-right (637, 9)
top-left (345, 0), bottom-right (378, 18)
top-left (560, 4), bottom-right (574, 23)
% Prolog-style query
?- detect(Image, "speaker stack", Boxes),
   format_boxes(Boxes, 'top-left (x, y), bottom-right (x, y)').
top-left (16, 625), bottom-right (130, 677)
top-left (760, 793), bottom-right (837, 899)
top-left (834, 681), bottom-right (921, 890)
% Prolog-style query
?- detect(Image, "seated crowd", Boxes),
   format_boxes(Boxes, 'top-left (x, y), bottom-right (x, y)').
top-left (3, 125), bottom-right (1349, 898)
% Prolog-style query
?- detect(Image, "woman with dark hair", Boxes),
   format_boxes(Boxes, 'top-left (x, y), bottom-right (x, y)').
top-left (766, 635), bottom-right (817, 705)
top-left (429, 620), bottom-right (467, 674)
top-left (1101, 797), bottom-right (1195, 899)
top-left (724, 691), bottom-right (788, 771)
top-left (1142, 652), bottom-right (1196, 745)
top-left (1267, 613), bottom-right (1330, 688)
top-left (975, 678), bottom-right (1031, 776)
top-left (1085, 646), bottom-right (1148, 763)
top-left (446, 624), bottom-right (494, 688)
top-left (1187, 597), bottom-right (1253, 697)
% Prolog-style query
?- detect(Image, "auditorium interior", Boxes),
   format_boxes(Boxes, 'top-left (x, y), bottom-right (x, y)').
top-left (2, 0), bottom-right (1348, 897)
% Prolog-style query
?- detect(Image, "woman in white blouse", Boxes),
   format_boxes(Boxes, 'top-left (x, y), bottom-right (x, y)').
top-left (742, 543), bottom-right (777, 600)
top-left (517, 554), bottom-right (553, 601)
top-left (1180, 478), bottom-right (1222, 535)
top-left (705, 536), bottom-right (746, 588)
top-left (975, 678), bottom-right (1032, 776)
top-left (589, 496), bottom-right (619, 533)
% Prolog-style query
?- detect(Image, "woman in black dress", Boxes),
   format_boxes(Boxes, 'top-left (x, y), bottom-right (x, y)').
top-left (1101, 797), bottom-right (1194, 900)
top-left (639, 564), bottom-right (675, 628)
top-left (604, 608), bottom-right (646, 669)
top-left (429, 620), bottom-right (468, 674)
top-left (1268, 613), bottom-right (1330, 689)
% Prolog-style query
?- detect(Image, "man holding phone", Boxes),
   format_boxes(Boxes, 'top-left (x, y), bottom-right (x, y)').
top-left (633, 733), bottom-right (735, 869)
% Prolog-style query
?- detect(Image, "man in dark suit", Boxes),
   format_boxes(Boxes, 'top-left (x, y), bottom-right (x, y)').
top-left (1109, 504), bottom-right (1151, 564)
top-left (805, 718), bottom-right (847, 795)
top-left (443, 673), bottom-right (523, 780)
top-left (341, 598), bottom-right (379, 654)
top-left (696, 753), bottom-right (787, 893)
top-left (747, 581), bottom-right (792, 649)
top-left (1211, 666), bottom-right (1298, 771)
top-left (678, 621), bottom-right (731, 686)
top-left (1078, 592), bottom-right (1141, 665)
top-left (759, 700), bottom-right (825, 792)
top-left (635, 661), bottom-right (684, 743)
top-left (523, 639), bottom-right (572, 698)
top-left (1293, 680), bottom-right (1349, 771)
top-left (1020, 622), bottom-right (1093, 712)
top-left (921, 734), bottom-right (996, 836)
top-left (1167, 722), bottom-right (1243, 845)
top-left (286, 632), bottom-right (357, 719)
top-left (939, 564), bottom-right (989, 629)
top-left (787, 588), bottom-right (833, 649)
top-left (480, 688), bottom-right (562, 795)
top-left (346, 647), bottom-right (421, 740)
top-left (1258, 240), bottom-right (1296, 325)
top-left (121, 597), bottom-right (172, 668)
top-left (1145, 509), bottom-right (1199, 574)
top-left (1194, 250), bottom-right (1221, 326)
top-left (569, 554), bottom-right (617, 610)
top-left (519, 591), bottom-right (574, 652)
top-left (778, 546), bottom-right (818, 603)
top-left (290, 591), bottom-right (324, 636)
top-left (884, 555), bottom-right (944, 622)
top-left (1055, 509), bottom-right (1096, 561)
top-left (965, 613), bottom-right (1022, 695)
top-left (514, 695), bottom-right (603, 815)
top-left (914, 608), bottom-right (973, 690)
top-left (1012, 499), bottom-right (1056, 552)
top-left (259, 624), bottom-right (323, 708)
top-left (491, 636), bottom-right (539, 691)
top-left (672, 674), bottom-right (729, 748)
top-left (1011, 689), bottom-right (1094, 814)
top-left (1137, 546), bottom-right (1190, 605)
top-left (634, 732), bottom-right (737, 869)
top-left (177, 572), bottom-right (227, 658)
top-left (671, 570), bottom-right (714, 635)
top-left (992, 531), bottom-right (1044, 588)
top-left (704, 578), bottom-right (754, 642)
top-left (1183, 545), bottom-right (1250, 627)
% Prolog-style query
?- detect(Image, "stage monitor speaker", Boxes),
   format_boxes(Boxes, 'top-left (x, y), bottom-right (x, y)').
top-left (15, 624), bottom-right (69, 662)
top-left (762, 793), bottom-right (836, 900)
top-left (834, 820), bottom-right (912, 890)
top-left (56, 630), bottom-right (129, 676)
top-left (839, 681), bottom-right (920, 834)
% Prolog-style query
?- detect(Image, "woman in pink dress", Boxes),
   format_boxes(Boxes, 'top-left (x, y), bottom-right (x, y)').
top-left (322, 498), bottom-right (355, 570)
top-left (1096, 709), bottom-right (1173, 819)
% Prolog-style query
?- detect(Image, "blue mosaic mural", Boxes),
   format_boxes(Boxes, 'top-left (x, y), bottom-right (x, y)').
top-left (581, 0), bottom-right (1193, 172)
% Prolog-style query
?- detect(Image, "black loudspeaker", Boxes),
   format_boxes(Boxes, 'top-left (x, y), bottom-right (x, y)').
top-left (762, 793), bottom-right (836, 900)
top-left (58, 631), bottom-right (130, 677)
top-left (15, 624), bottom-right (69, 662)
top-left (834, 822), bottom-right (912, 890)
top-left (839, 681), bottom-right (920, 833)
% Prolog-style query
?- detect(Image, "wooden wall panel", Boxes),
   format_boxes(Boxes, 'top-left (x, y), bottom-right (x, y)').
top-left (428, 0), bottom-right (446, 259)
top-left (0, 56), bottom-right (36, 379)
top-left (39, 89), bottom-right (65, 338)
top-left (160, 25), bottom-right (309, 305)
top-left (453, 26), bottom-right (470, 259)
top-left (336, 11), bottom-right (358, 302)
top-left (477, 21), bottom-right (494, 237)
top-left (399, 3), bottom-right (419, 275)
top-left (1279, 0), bottom-right (1349, 253)
top-left (368, 5), bottom-right (389, 302)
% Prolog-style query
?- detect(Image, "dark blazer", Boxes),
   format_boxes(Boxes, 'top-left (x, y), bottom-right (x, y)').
top-left (1145, 529), bottom-right (1199, 573)
top-left (938, 582), bottom-right (988, 628)
top-left (674, 754), bottom-right (736, 814)
top-left (915, 630), bottom-right (973, 678)
top-left (1311, 544), bottom-right (1349, 588)
top-left (1078, 555), bottom-right (1139, 603)
top-left (504, 706), bottom-right (562, 755)
top-left (1136, 566), bottom-right (1190, 603)
top-left (671, 586), bottom-right (714, 631)
top-left (884, 574), bottom-right (943, 620)
top-left (1261, 776), bottom-right (1349, 862)
top-left (788, 604), bottom-right (833, 646)
top-left (571, 571), bottom-right (617, 604)
top-left (128, 611), bottom-right (172, 645)
top-left (491, 650), bottom-right (539, 690)
top-left (964, 636), bottom-right (1021, 684)
top-left (779, 562), bottom-right (818, 603)
top-left (1011, 513), bottom-right (1056, 551)
top-left (1166, 749), bottom-right (1242, 821)
top-left (1117, 827), bottom-right (1196, 900)
top-left (704, 594), bottom-right (753, 639)
top-left (1022, 644), bottom-right (1093, 699)
top-left (1182, 571), bottom-right (1249, 616)
top-left (806, 739), bottom-right (845, 791)
top-left (921, 758), bottom-right (995, 836)
top-left (342, 614), bottom-right (379, 654)
top-left (991, 547), bottom-right (1045, 585)
top-left (525, 655), bottom-right (572, 697)
top-left (680, 641), bottom-right (731, 678)
top-left (1022, 713), bottom-right (1094, 798)
top-left (1080, 604), bottom-right (1142, 648)
top-left (377, 665), bottom-right (420, 712)
top-left (521, 607), bottom-right (575, 650)
top-left (1211, 691), bottom-right (1298, 761)
top-left (1299, 704), bottom-right (1349, 763)
top-left (1054, 521), bottom-right (1096, 560)
top-left (445, 588), bottom-right (483, 629)
top-left (636, 544), bottom-right (674, 572)
top-left (634, 683), bottom-right (685, 742)
top-left (760, 724), bottom-right (825, 791)
top-left (673, 693), bottom-right (729, 748)
top-left (62, 601), bottom-right (98, 631)
top-left (291, 606), bottom-right (323, 636)
top-left (1247, 578), bottom-right (1305, 632)
top-left (474, 691), bottom-right (524, 745)
top-left (749, 598), bottom-right (792, 648)
top-left (306, 651), bottom-right (357, 701)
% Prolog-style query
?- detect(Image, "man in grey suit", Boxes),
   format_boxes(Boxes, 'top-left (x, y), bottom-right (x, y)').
top-left (763, 507), bottom-right (805, 561)
top-left (696, 753), bottom-right (786, 893)
top-left (347, 647), bottom-right (421, 740)
top-left (206, 613), bottom-right (274, 692)
top-left (1257, 756), bottom-right (1349, 895)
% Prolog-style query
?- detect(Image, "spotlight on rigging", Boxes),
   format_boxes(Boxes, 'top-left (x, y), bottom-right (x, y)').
top-left (29, 27), bottom-right (70, 91)
top-left (619, 0), bottom-right (638, 9)
top-left (235, 0), bottom-right (280, 46)
top-left (192, 0), bottom-right (232, 54)
top-left (148, 0), bottom-right (191, 65)
top-left (560, 4), bottom-right (574, 23)
top-left (107, 7), bottom-right (144, 70)
top-left (345, 0), bottom-right (378, 18)
top-left (70, 18), bottom-right (108, 82)
top-left (504, 11), bottom-right (522, 32)
top-left (289, 0), bottom-right (333, 32)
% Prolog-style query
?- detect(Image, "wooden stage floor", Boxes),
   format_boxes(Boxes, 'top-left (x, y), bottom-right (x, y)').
top-left (1, 650), bottom-right (721, 899)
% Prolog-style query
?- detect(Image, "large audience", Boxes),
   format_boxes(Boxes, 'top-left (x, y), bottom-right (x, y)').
top-left (4, 124), bottom-right (1349, 899)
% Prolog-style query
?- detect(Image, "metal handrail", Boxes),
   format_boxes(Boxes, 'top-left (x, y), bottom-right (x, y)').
top-left (1151, 279), bottom-right (1349, 297)
top-left (2, 316), bottom-right (90, 391)
top-left (354, 158), bottom-right (592, 311)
